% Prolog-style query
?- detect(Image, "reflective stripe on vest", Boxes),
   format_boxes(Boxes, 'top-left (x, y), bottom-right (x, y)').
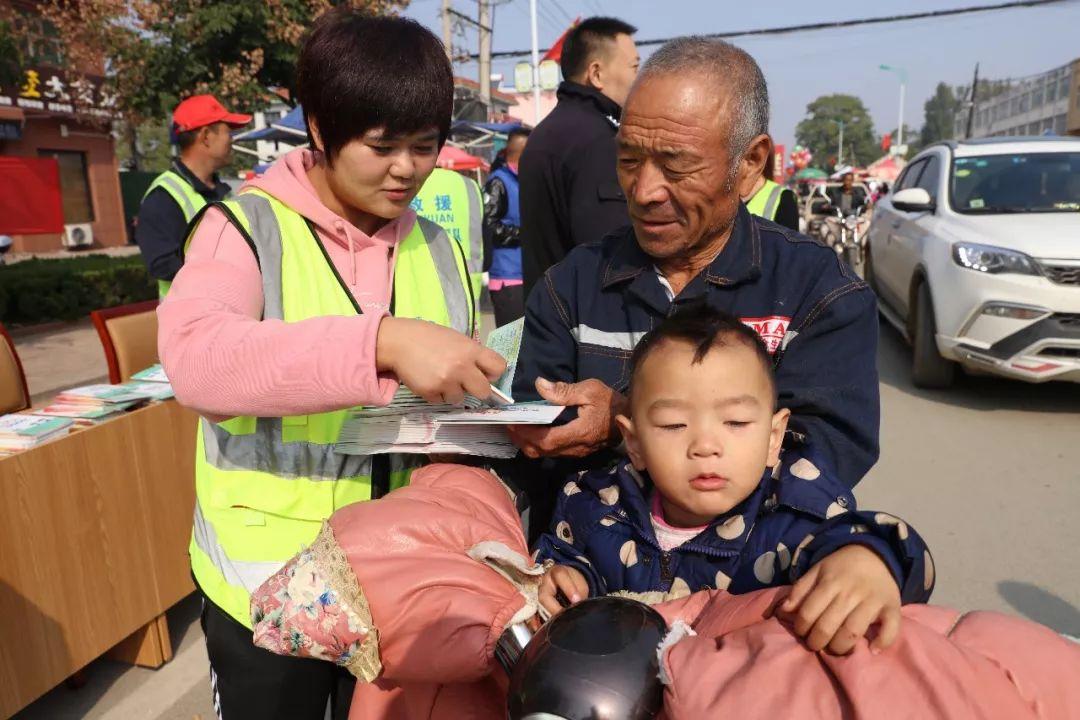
top-left (746, 179), bottom-right (785, 221)
top-left (395, 216), bottom-right (477, 339)
top-left (413, 168), bottom-right (484, 300)
top-left (144, 169), bottom-right (209, 298)
top-left (189, 188), bottom-right (472, 627)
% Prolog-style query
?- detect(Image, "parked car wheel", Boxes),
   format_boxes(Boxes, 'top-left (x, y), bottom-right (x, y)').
top-left (863, 246), bottom-right (877, 289)
top-left (911, 281), bottom-right (956, 389)
top-left (842, 245), bottom-right (860, 272)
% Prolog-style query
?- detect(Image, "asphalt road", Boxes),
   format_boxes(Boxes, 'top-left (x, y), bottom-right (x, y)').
top-left (858, 321), bottom-right (1080, 636)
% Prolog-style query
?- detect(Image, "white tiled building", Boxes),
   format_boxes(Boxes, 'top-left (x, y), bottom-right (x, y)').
top-left (957, 58), bottom-right (1080, 139)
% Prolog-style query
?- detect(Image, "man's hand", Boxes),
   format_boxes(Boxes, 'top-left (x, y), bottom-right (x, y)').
top-left (538, 565), bottom-right (589, 617)
top-left (376, 317), bottom-right (506, 405)
top-left (507, 378), bottom-right (627, 459)
top-left (777, 544), bottom-right (901, 655)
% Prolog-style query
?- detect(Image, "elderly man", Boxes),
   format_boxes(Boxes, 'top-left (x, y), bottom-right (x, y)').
top-left (509, 37), bottom-right (879, 530)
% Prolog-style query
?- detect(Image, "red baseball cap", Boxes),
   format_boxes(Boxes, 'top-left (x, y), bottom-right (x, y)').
top-left (172, 94), bottom-right (252, 132)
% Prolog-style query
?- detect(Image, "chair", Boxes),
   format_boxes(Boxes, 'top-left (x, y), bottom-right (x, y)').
top-left (90, 300), bottom-right (160, 384)
top-left (0, 322), bottom-right (30, 413)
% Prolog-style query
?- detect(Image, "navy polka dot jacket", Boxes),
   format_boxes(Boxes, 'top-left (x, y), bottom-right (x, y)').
top-left (533, 454), bottom-right (935, 604)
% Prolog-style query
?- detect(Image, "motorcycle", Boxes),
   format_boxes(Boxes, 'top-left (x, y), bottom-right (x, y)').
top-left (820, 204), bottom-right (870, 268)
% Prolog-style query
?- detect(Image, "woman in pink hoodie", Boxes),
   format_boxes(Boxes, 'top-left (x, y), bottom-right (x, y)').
top-left (158, 9), bottom-right (505, 720)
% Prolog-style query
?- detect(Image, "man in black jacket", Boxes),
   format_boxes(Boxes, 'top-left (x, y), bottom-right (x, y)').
top-left (518, 17), bottom-right (639, 296)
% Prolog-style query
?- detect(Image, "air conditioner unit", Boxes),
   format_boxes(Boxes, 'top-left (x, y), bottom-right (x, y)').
top-left (62, 223), bottom-right (93, 249)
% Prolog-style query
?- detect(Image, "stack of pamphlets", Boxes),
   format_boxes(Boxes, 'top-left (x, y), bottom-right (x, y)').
top-left (36, 381), bottom-right (167, 422)
top-left (0, 414), bottom-right (73, 454)
top-left (336, 319), bottom-right (562, 458)
top-left (131, 364), bottom-right (171, 385)
top-left (350, 386), bottom-right (488, 418)
top-left (336, 402), bottom-right (563, 458)
top-left (33, 400), bottom-right (138, 422)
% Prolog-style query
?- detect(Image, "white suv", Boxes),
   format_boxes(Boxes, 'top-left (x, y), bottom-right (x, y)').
top-left (866, 136), bottom-right (1080, 388)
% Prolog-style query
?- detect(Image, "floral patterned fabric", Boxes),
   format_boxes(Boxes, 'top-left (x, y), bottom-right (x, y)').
top-left (251, 523), bottom-right (380, 679)
top-left (249, 463), bottom-right (543, 696)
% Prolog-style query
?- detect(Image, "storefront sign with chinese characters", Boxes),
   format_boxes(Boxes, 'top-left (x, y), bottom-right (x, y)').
top-left (0, 66), bottom-right (118, 120)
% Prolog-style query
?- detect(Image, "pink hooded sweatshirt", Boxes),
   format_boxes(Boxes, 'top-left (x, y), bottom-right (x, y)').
top-left (158, 148), bottom-right (407, 418)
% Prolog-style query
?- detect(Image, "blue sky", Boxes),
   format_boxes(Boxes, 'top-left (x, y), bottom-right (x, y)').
top-left (404, 0), bottom-right (1080, 157)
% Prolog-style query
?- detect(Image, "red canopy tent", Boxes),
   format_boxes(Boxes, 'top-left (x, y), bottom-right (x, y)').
top-left (437, 145), bottom-right (488, 172)
top-left (866, 154), bottom-right (907, 184)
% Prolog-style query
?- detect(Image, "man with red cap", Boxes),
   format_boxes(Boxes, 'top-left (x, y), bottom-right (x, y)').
top-left (135, 94), bottom-right (251, 297)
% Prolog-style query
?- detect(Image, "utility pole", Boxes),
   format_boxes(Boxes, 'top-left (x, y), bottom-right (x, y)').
top-left (445, 4), bottom-right (494, 120)
top-left (966, 62), bottom-right (980, 139)
top-left (898, 80), bottom-right (905, 150)
top-left (836, 120), bottom-right (845, 167)
top-left (441, 0), bottom-right (453, 62)
top-left (478, 0), bottom-right (492, 117)
top-left (529, 0), bottom-right (541, 121)
top-left (879, 64), bottom-right (907, 152)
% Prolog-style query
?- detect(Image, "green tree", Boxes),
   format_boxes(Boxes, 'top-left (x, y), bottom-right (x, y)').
top-left (43, 0), bottom-right (408, 125)
top-left (0, 16), bottom-right (23, 87)
top-left (795, 94), bottom-right (878, 171)
top-left (920, 82), bottom-right (959, 147)
top-left (114, 119), bottom-right (173, 172)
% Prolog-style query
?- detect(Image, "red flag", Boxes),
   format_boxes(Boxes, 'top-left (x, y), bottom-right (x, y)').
top-left (541, 17), bottom-right (581, 63)
top-left (881, 133), bottom-right (892, 152)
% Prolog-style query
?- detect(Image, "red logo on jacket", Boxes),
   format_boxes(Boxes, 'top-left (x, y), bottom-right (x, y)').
top-left (740, 316), bottom-right (792, 354)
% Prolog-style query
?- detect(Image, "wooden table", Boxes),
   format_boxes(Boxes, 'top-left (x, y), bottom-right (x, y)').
top-left (0, 401), bottom-right (198, 717)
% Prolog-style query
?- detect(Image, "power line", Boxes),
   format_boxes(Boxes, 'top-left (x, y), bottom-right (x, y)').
top-left (471, 0), bottom-right (1073, 60)
top-left (547, 0), bottom-right (574, 24)
top-left (509, 0), bottom-right (561, 36)
top-left (535, 3), bottom-right (564, 34)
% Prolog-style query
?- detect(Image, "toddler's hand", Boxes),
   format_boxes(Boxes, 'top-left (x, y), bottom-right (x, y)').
top-left (538, 565), bottom-right (589, 618)
top-left (778, 544), bottom-right (901, 655)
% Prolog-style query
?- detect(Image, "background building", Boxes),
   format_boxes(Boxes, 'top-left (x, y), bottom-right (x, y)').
top-left (0, 1), bottom-right (126, 254)
top-left (506, 87), bottom-right (558, 127)
top-left (956, 58), bottom-right (1080, 139)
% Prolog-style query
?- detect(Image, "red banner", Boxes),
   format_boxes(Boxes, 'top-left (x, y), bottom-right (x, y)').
top-left (0, 156), bottom-right (65, 235)
top-left (541, 18), bottom-right (581, 63)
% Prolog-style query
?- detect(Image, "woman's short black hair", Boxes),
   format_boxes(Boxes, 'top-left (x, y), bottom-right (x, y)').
top-left (296, 8), bottom-right (454, 162)
top-left (629, 304), bottom-right (775, 401)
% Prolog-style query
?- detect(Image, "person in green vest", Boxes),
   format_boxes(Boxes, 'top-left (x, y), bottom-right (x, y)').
top-left (743, 137), bottom-right (799, 231)
top-left (412, 166), bottom-right (485, 299)
top-left (135, 94), bottom-right (251, 298)
top-left (157, 10), bottom-right (505, 720)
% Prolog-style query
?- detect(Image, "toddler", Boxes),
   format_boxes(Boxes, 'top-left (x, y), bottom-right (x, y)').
top-left (535, 306), bottom-right (934, 654)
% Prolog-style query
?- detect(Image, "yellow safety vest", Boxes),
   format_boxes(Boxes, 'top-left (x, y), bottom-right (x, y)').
top-left (143, 169), bottom-right (211, 299)
top-left (745, 178), bottom-right (788, 222)
top-left (188, 188), bottom-right (475, 627)
top-left (412, 167), bottom-right (484, 300)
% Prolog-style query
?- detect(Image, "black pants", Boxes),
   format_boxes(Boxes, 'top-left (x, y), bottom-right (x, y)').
top-left (490, 283), bottom-right (525, 328)
top-left (200, 592), bottom-right (355, 720)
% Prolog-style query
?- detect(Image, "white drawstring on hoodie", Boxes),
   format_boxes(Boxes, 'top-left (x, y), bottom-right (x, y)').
top-left (334, 218), bottom-right (358, 287)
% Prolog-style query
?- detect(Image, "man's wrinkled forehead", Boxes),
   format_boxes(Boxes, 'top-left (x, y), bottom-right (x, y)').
top-left (621, 74), bottom-right (732, 140)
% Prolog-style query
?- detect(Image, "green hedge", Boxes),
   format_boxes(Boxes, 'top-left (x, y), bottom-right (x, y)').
top-left (0, 254), bottom-right (156, 326)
